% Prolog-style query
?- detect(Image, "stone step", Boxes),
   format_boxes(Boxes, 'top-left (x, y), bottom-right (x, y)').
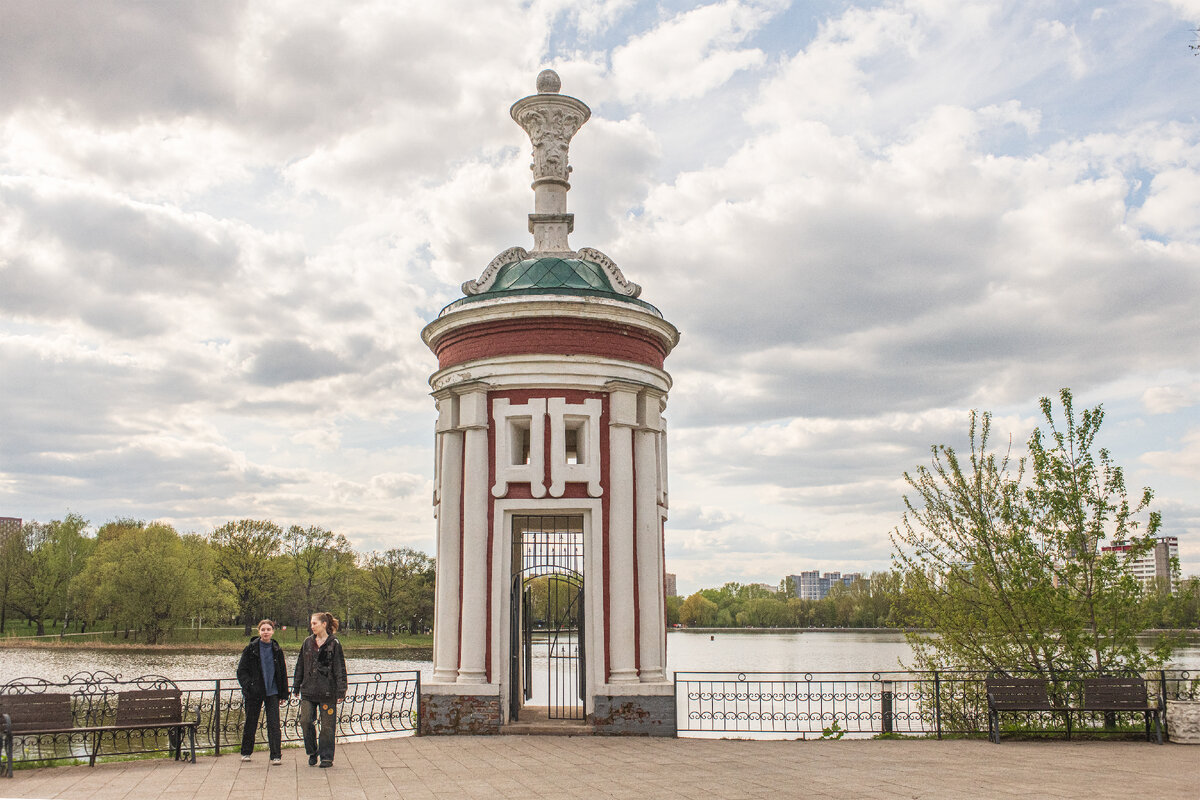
top-left (502, 706), bottom-right (590, 736)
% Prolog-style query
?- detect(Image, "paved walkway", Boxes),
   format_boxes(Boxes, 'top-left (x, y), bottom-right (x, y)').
top-left (2, 736), bottom-right (1196, 800)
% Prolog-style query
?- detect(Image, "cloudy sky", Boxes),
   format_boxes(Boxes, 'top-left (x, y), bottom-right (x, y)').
top-left (2, 0), bottom-right (1199, 594)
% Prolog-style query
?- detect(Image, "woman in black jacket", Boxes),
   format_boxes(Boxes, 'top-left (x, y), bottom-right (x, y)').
top-left (235, 619), bottom-right (288, 764)
top-left (292, 611), bottom-right (348, 768)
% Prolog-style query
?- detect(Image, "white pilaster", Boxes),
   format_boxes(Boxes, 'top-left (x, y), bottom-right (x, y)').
top-left (432, 393), bottom-right (463, 682)
top-left (458, 385), bottom-right (490, 684)
top-left (635, 389), bottom-right (666, 682)
top-left (606, 381), bottom-right (640, 683)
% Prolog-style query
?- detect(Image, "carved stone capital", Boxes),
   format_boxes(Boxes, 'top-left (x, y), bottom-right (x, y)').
top-left (510, 94), bottom-right (591, 186)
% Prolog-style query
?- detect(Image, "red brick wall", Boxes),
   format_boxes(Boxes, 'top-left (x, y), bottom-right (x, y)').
top-left (434, 317), bottom-right (667, 370)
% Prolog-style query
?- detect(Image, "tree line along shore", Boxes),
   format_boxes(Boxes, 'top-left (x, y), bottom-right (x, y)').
top-left (4, 392), bottom-right (1199, 682)
top-left (0, 517), bottom-right (435, 645)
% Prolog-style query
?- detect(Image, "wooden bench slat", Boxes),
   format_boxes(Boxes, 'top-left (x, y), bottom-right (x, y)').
top-left (1081, 678), bottom-right (1153, 712)
top-left (0, 694), bottom-right (74, 733)
top-left (116, 690), bottom-right (183, 726)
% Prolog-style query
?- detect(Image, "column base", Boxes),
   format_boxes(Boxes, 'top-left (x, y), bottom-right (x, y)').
top-left (420, 683), bottom-right (501, 735)
top-left (589, 683), bottom-right (676, 737)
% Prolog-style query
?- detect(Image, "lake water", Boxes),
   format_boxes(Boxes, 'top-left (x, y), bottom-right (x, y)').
top-left (3, 630), bottom-right (1197, 686)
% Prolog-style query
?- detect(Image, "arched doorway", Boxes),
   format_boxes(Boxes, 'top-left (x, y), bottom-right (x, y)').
top-left (509, 515), bottom-right (585, 721)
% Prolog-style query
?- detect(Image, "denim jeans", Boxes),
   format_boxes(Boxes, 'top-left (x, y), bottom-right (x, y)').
top-left (240, 694), bottom-right (282, 760)
top-left (299, 699), bottom-right (337, 763)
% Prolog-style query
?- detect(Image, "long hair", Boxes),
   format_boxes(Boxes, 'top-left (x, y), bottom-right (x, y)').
top-left (313, 611), bottom-right (339, 634)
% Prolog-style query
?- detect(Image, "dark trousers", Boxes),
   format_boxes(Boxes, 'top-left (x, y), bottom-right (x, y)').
top-left (240, 694), bottom-right (282, 759)
top-left (299, 699), bottom-right (337, 763)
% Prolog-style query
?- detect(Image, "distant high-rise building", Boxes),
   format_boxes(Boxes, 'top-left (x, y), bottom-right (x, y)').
top-left (787, 570), bottom-right (868, 600)
top-left (1102, 537), bottom-right (1180, 588)
top-left (664, 572), bottom-right (677, 598)
top-left (0, 517), bottom-right (20, 544)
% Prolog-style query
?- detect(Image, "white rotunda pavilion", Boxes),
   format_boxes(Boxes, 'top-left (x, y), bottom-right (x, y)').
top-left (419, 70), bottom-right (679, 735)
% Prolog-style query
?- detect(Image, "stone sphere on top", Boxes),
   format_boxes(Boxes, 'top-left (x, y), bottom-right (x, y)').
top-left (536, 69), bottom-right (562, 94)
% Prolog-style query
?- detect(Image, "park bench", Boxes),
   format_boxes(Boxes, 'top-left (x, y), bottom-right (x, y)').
top-left (1, 675), bottom-right (197, 777)
top-left (986, 677), bottom-right (1066, 743)
top-left (986, 675), bottom-right (1163, 744)
top-left (1081, 677), bottom-right (1162, 744)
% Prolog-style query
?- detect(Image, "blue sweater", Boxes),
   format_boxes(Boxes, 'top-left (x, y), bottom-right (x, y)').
top-left (259, 640), bottom-right (278, 696)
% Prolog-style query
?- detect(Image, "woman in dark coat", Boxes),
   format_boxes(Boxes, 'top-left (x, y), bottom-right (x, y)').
top-left (236, 619), bottom-right (288, 764)
top-left (292, 611), bottom-right (348, 768)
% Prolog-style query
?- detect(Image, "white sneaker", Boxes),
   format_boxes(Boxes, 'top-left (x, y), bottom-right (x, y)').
top-left (270, 758), bottom-right (282, 765)
top-left (241, 755), bottom-right (251, 762)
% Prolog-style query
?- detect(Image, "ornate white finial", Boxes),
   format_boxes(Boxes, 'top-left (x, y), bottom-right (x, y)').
top-left (510, 71), bottom-right (591, 253)
top-left (536, 69), bottom-right (561, 94)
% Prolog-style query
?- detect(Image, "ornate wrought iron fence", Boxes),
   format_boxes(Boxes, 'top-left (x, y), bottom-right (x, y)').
top-left (674, 669), bottom-right (1196, 739)
top-left (1, 669), bottom-right (420, 771)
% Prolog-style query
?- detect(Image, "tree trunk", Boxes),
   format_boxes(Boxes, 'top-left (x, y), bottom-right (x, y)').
top-left (36, 619), bottom-right (45, 635)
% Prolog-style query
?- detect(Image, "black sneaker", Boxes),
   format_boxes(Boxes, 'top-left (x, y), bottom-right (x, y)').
top-left (308, 755), bottom-right (318, 766)
top-left (319, 761), bottom-right (333, 768)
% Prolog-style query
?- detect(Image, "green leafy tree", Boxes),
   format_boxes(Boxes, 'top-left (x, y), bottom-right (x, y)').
top-left (892, 390), bottom-right (1174, 678)
top-left (75, 522), bottom-right (234, 644)
top-left (284, 525), bottom-right (353, 623)
top-left (8, 514), bottom-right (91, 635)
top-left (211, 519), bottom-right (283, 634)
top-left (363, 548), bottom-right (434, 637)
top-left (736, 598), bottom-right (791, 627)
top-left (679, 592), bottom-right (718, 627)
top-left (0, 522), bottom-right (27, 634)
top-left (665, 594), bottom-right (683, 626)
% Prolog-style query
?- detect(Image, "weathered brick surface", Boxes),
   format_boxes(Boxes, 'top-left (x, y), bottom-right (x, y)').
top-left (419, 693), bottom-right (501, 735)
top-left (590, 694), bottom-right (677, 737)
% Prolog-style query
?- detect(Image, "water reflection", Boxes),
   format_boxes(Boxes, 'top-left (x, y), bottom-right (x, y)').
top-left (3, 630), bottom-right (1197, 683)
top-left (0, 648), bottom-right (432, 684)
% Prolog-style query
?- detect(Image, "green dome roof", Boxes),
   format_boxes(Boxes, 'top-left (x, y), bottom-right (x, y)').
top-left (443, 256), bottom-right (661, 317)
top-left (489, 257), bottom-right (617, 293)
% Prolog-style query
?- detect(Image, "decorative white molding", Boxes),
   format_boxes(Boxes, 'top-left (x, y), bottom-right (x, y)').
top-left (462, 247), bottom-right (529, 296)
top-left (547, 397), bottom-right (603, 498)
top-left (511, 100), bottom-right (589, 184)
top-left (576, 247), bottom-right (641, 298)
top-left (491, 398), bottom-right (547, 498)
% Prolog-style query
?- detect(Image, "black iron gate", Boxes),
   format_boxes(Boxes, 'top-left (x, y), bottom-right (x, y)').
top-left (510, 515), bottom-right (585, 721)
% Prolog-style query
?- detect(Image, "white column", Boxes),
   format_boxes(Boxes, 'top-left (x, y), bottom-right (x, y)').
top-left (457, 385), bottom-right (490, 684)
top-left (635, 389), bottom-right (666, 682)
top-left (431, 394), bottom-right (462, 682)
top-left (606, 382), bottom-right (639, 683)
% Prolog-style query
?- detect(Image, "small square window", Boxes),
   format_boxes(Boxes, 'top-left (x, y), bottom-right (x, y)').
top-left (510, 419), bottom-right (531, 465)
top-left (564, 417), bottom-right (587, 465)
top-left (565, 427), bottom-right (579, 464)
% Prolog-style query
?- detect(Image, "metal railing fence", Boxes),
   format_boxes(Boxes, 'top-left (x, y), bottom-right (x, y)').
top-left (674, 669), bottom-right (1197, 739)
top-left (1, 669), bottom-right (419, 770)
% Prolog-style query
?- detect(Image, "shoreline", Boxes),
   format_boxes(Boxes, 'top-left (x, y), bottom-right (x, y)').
top-left (672, 626), bottom-right (1200, 634)
top-left (0, 637), bottom-right (434, 658)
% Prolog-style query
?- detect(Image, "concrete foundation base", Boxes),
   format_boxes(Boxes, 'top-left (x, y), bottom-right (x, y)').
top-left (420, 683), bottom-right (501, 735)
top-left (590, 683), bottom-right (676, 736)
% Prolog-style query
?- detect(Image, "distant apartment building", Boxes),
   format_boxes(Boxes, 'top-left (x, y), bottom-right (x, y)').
top-left (787, 570), bottom-right (867, 600)
top-left (0, 516), bottom-right (20, 545)
top-left (664, 572), bottom-right (677, 598)
top-left (1101, 536), bottom-right (1179, 587)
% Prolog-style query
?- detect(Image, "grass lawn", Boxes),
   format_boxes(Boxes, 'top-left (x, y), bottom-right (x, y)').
top-left (2, 623), bottom-right (432, 653)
